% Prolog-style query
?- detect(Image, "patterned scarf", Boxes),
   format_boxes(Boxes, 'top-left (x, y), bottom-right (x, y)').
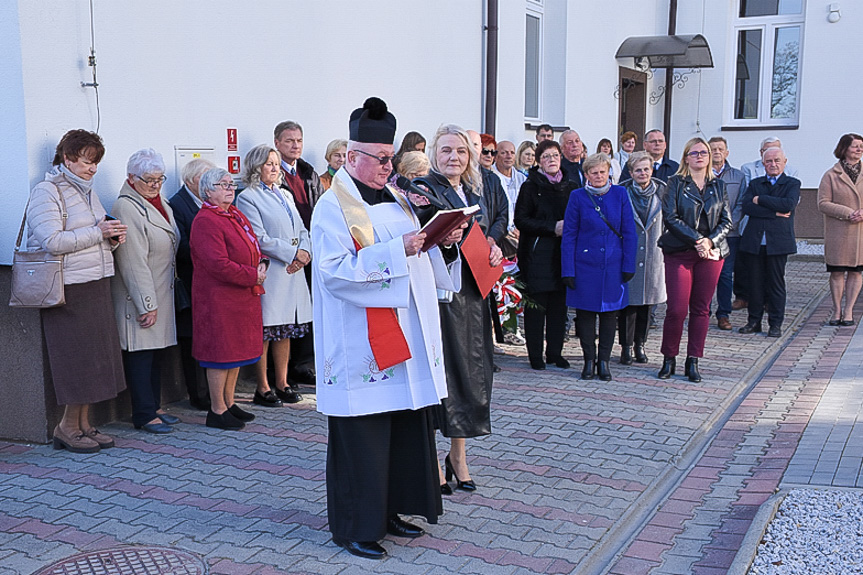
top-left (842, 160), bottom-right (861, 184)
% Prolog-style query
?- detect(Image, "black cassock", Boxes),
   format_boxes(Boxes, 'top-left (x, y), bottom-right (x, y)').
top-left (325, 177), bottom-right (442, 541)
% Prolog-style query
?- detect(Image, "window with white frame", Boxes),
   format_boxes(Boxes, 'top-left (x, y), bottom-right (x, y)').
top-left (731, 0), bottom-right (804, 126)
top-left (524, 2), bottom-right (542, 120)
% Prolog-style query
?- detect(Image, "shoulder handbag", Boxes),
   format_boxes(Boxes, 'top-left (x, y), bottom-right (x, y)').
top-left (9, 183), bottom-right (67, 308)
top-left (585, 191), bottom-right (623, 240)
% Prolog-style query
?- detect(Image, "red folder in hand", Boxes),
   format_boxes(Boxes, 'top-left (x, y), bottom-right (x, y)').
top-left (461, 223), bottom-right (503, 298)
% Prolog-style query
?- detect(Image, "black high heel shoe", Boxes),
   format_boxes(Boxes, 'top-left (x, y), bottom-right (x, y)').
top-left (445, 455), bottom-right (476, 492)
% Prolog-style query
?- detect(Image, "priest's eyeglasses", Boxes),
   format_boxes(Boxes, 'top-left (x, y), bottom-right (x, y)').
top-left (355, 149), bottom-right (396, 165)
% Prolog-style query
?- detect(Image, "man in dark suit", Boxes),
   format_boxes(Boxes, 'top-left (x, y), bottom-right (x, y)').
top-left (168, 158), bottom-right (215, 411)
top-left (737, 148), bottom-right (800, 338)
top-left (559, 130), bottom-right (584, 188)
top-left (619, 129), bottom-right (679, 183)
top-left (273, 120), bottom-right (323, 387)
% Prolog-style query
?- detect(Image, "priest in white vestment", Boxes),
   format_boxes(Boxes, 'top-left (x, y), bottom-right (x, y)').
top-left (310, 97), bottom-right (462, 560)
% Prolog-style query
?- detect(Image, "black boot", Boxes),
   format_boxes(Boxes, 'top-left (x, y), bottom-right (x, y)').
top-left (619, 346), bottom-right (633, 365)
top-left (658, 356), bottom-right (676, 379)
top-left (597, 360), bottom-right (612, 381)
top-left (684, 357), bottom-right (702, 383)
top-left (634, 342), bottom-right (648, 364)
top-left (581, 360), bottom-right (595, 380)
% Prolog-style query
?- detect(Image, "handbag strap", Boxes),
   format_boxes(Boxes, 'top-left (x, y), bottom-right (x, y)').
top-left (15, 181), bottom-right (67, 251)
top-left (585, 190), bottom-right (623, 240)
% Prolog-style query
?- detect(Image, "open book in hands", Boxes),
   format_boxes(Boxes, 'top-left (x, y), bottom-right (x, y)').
top-left (419, 205), bottom-right (480, 252)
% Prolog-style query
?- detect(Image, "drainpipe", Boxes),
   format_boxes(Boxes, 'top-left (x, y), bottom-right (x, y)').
top-left (484, 0), bottom-right (499, 136)
top-left (663, 0), bottom-right (678, 152)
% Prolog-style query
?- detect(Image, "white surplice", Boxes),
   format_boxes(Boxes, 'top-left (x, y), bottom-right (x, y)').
top-left (311, 168), bottom-right (461, 417)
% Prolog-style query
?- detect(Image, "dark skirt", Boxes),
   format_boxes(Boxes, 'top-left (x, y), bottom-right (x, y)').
top-left (41, 278), bottom-right (126, 406)
top-left (826, 264), bottom-right (863, 273)
top-left (436, 266), bottom-right (493, 438)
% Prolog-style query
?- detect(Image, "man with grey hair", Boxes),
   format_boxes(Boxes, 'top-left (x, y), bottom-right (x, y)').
top-left (708, 137), bottom-right (747, 330)
top-left (738, 147), bottom-right (800, 338)
top-left (169, 158), bottom-right (216, 410)
top-left (559, 130), bottom-right (584, 188)
top-left (311, 97), bottom-right (463, 560)
top-left (740, 136), bottom-right (799, 185)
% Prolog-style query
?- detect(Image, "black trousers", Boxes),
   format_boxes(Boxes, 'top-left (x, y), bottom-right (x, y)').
top-left (576, 309), bottom-right (618, 362)
top-left (618, 305), bottom-right (651, 347)
top-left (327, 408), bottom-right (442, 541)
top-left (288, 268), bottom-right (315, 379)
top-left (743, 247), bottom-right (788, 328)
top-left (733, 244), bottom-right (750, 301)
top-left (524, 289), bottom-right (567, 362)
top-left (122, 348), bottom-right (164, 428)
top-left (178, 335), bottom-right (209, 406)
top-left (489, 295), bottom-right (505, 343)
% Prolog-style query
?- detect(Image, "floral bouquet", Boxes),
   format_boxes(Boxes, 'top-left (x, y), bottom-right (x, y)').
top-left (493, 259), bottom-right (525, 332)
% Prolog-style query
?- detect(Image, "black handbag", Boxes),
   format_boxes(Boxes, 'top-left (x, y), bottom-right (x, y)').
top-left (174, 275), bottom-right (191, 312)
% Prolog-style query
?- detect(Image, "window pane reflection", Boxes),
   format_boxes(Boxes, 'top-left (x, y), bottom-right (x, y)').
top-left (734, 29), bottom-right (762, 119)
top-left (740, 0), bottom-right (803, 17)
top-left (770, 26), bottom-right (800, 119)
top-left (525, 15), bottom-right (540, 118)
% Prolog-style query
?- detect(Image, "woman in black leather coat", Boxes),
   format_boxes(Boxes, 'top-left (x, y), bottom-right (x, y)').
top-left (657, 137), bottom-right (732, 383)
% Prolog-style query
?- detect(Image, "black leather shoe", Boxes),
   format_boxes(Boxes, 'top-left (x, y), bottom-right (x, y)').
top-left (333, 537), bottom-right (387, 560)
top-left (658, 356), bottom-right (676, 379)
top-left (290, 367), bottom-right (317, 386)
top-left (581, 360), bottom-right (595, 380)
top-left (739, 323), bottom-right (763, 334)
top-left (189, 398), bottom-right (211, 412)
top-left (547, 356), bottom-right (570, 369)
top-left (620, 346), bottom-right (633, 365)
top-left (440, 482), bottom-right (453, 496)
top-left (206, 409), bottom-right (244, 431)
top-left (253, 390), bottom-right (283, 407)
top-left (228, 404), bottom-right (255, 422)
top-left (274, 387), bottom-right (302, 404)
top-left (529, 358), bottom-right (546, 370)
top-left (387, 516), bottom-right (424, 538)
top-left (157, 413), bottom-right (181, 425)
top-left (445, 455), bottom-right (477, 491)
top-left (135, 422), bottom-right (173, 434)
top-left (767, 326), bottom-right (782, 337)
top-left (684, 356), bottom-right (702, 383)
top-left (597, 360), bottom-right (612, 381)
top-left (634, 343), bottom-right (648, 363)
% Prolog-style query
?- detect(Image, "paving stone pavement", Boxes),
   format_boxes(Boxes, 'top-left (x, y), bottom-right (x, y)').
top-left (0, 260), bottom-right (837, 574)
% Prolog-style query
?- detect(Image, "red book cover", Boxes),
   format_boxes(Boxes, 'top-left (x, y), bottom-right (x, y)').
top-left (461, 223), bottom-right (503, 298)
top-left (419, 205), bottom-right (480, 251)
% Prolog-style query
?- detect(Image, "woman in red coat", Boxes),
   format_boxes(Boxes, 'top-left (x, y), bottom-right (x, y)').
top-left (191, 168), bottom-right (267, 430)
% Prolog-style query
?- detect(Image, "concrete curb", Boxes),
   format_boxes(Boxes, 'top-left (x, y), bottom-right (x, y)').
top-left (584, 284), bottom-right (829, 575)
top-left (727, 489), bottom-right (788, 575)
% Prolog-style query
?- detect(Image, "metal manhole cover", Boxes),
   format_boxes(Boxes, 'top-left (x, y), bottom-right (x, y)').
top-left (33, 547), bottom-right (207, 575)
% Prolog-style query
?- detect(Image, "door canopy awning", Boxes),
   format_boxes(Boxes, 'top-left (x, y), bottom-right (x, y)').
top-left (615, 34), bottom-right (713, 69)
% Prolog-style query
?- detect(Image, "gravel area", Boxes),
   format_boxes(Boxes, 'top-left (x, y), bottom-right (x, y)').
top-left (749, 488), bottom-right (863, 574)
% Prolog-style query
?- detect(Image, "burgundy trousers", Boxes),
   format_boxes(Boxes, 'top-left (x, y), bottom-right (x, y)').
top-left (660, 249), bottom-right (724, 358)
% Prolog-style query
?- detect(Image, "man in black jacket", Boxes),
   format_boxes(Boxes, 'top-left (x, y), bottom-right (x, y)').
top-left (559, 130), bottom-right (584, 188)
top-left (620, 129), bottom-right (679, 183)
top-left (737, 148), bottom-right (800, 338)
top-left (273, 120), bottom-right (324, 386)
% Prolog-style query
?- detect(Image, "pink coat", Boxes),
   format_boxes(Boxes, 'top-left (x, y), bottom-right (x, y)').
top-left (190, 207), bottom-right (262, 363)
top-left (818, 162), bottom-right (863, 266)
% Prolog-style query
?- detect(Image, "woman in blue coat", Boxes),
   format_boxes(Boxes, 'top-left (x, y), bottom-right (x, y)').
top-left (562, 153), bottom-right (637, 381)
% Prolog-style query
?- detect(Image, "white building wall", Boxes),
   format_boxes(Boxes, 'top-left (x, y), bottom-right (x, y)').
top-left (4, 0), bottom-right (485, 262)
top-left (670, 2), bottom-right (862, 187)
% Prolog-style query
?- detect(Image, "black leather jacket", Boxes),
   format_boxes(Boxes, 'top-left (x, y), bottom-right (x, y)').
top-left (658, 175), bottom-right (733, 257)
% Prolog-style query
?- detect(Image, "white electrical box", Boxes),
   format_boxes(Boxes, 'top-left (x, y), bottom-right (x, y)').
top-left (174, 147), bottom-right (216, 191)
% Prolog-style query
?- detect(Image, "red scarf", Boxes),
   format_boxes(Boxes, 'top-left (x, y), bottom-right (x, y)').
top-left (201, 202), bottom-right (264, 295)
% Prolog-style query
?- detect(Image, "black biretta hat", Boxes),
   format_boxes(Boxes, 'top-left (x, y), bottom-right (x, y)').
top-left (349, 97), bottom-right (397, 144)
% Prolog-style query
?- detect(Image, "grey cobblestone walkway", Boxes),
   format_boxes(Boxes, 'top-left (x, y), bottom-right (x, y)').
top-left (0, 260), bottom-right (834, 574)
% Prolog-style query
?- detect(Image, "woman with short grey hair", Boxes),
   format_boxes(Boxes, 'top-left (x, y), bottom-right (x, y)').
top-left (617, 151), bottom-right (667, 364)
top-left (111, 148), bottom-right (181, 434)
top-left (191, 167), bottom-right (267, 430)
top-left (236, 144), bottom-right (311, 408)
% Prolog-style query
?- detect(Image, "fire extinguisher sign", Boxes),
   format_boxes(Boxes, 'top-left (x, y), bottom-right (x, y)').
top-left (227, 128), bottom-right (238, 152)
top-left (228, 156), bottom-right (241, 174)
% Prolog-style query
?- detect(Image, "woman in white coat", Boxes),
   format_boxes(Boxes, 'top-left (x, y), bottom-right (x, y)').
top-left (237, 145), bottom-right (312, 407)
top-left (111, 149), bottom-right (180, 434)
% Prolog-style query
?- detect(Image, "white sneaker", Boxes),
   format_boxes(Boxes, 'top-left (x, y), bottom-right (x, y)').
top-left (503, 331), bottom-right (526, 346)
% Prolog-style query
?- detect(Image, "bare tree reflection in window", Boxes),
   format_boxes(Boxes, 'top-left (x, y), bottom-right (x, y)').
top-left (770, 27), bottom-right (800, 119)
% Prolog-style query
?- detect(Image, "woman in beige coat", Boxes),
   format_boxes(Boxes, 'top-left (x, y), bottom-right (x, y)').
top-left (111, 149), bottom-right (180, 434)
top-left (27, 130), bottom-right (128, 453)
top-left (818, 133), bottom-right (863, 326)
